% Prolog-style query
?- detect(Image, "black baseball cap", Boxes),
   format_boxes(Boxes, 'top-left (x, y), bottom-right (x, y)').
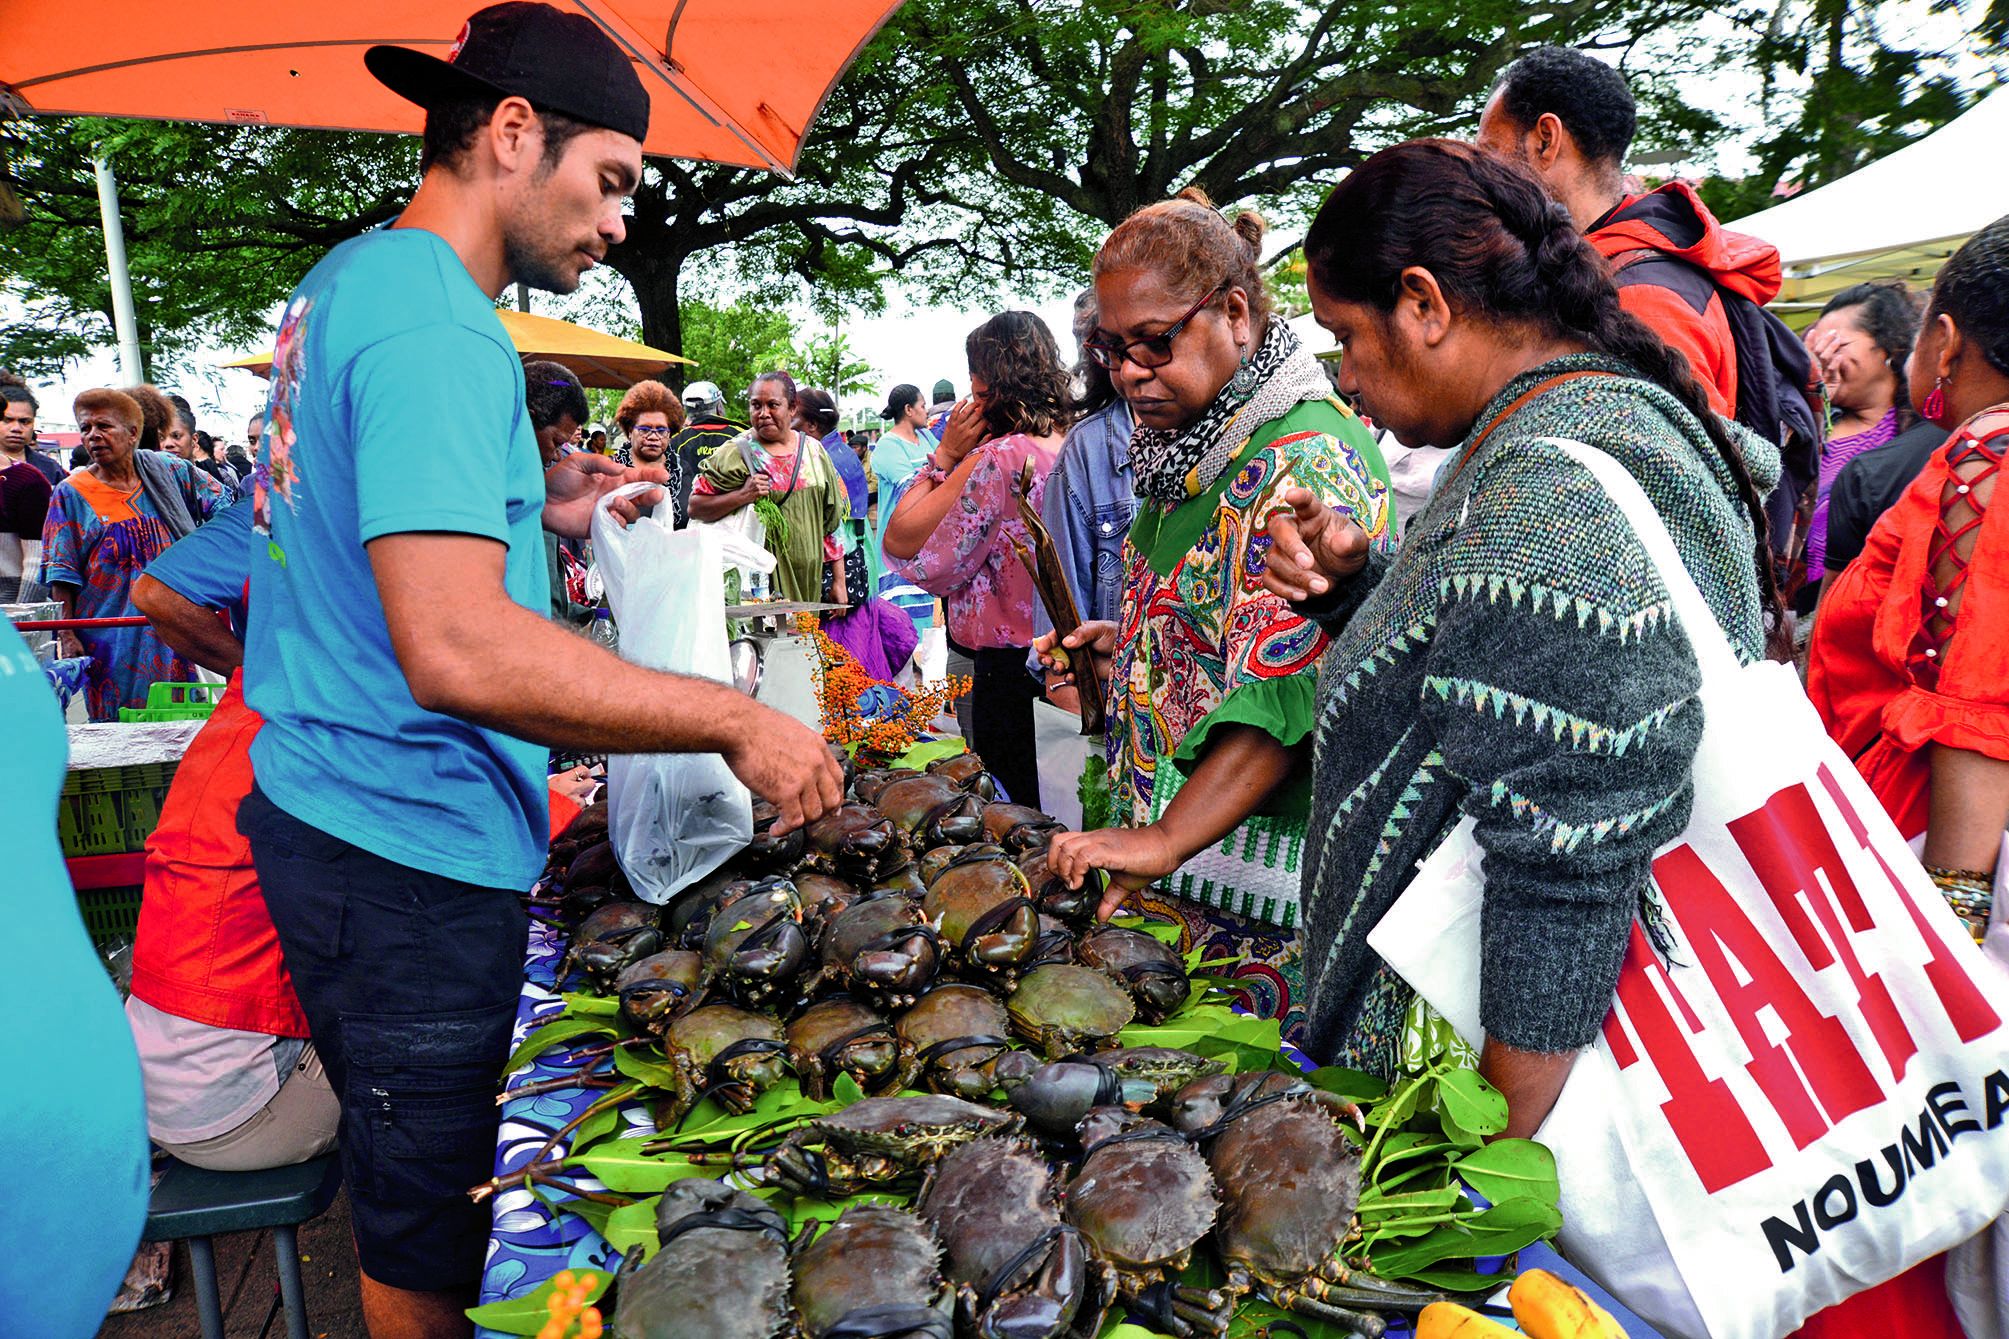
top-left (881, 384), bottom-right (922, 420)
top-left (366, 3), bottom-right (650, 145)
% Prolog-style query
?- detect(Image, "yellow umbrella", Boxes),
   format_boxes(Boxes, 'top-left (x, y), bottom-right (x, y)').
top-left (223, 307), bottom-right (691, 389)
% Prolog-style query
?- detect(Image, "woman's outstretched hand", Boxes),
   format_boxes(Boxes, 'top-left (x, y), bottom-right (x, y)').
top-left (1033, 619), bottom-right (1117, 690)
top-left (1047, 825), bottom-right (1181, 922)
top-left (1260, 487), bottom-right (1371, 602)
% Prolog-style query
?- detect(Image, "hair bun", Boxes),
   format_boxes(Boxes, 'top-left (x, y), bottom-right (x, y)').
top-left (1174, 185), bottom-right (1216, 208)
top-left (1229, 208), bottom-right (1267, 256)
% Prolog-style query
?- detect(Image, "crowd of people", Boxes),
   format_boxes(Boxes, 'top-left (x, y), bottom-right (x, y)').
top-left (16, 8), bottom-right (2006, 1338)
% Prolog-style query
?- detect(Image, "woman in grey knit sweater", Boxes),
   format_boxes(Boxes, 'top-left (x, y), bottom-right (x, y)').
top-left (1262, 140), bottom-right (1784, 1139)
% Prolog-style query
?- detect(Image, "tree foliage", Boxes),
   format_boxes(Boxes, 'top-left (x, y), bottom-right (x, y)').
top-left (789, 324), bottom-right (880, 400)
top-left (679, 300), bottom-right (798, 405)
top-left (0, 117), bottom-right (412, 379)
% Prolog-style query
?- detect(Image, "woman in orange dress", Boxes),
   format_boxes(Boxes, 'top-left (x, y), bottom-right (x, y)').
top-left (1803, 216), bottom-right (2009, 1337)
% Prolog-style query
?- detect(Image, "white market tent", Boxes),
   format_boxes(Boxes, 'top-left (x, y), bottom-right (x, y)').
top-left (1729, 83), bottom-right (2009, 320)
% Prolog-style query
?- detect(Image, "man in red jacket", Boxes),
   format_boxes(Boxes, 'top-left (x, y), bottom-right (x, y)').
top-left (1476, 45), bottom-right (1822, 554)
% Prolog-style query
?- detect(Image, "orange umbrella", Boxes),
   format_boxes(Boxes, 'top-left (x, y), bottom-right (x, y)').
top-left (0, 0), bottom-right (905, 172)
top-left (223, 308), bottom-right (692, 388)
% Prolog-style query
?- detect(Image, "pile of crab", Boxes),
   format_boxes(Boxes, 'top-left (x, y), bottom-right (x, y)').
top-left (508, 750), bottom-right (1451, 1339)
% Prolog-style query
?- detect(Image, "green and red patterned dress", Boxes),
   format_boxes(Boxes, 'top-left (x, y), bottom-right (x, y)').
top-left (1108, 395), bottom-right (1391, 1043)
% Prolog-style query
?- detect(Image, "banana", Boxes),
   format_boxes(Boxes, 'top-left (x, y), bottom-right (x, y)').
top-left (1508, 1267), bottom-right (1629, 1339)
top-left (1415, 1300), bottom-right (1520, 1339)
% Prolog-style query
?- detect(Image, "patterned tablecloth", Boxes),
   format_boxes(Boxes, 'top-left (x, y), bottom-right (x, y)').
top-left (475, 916), bottom-right (647, 1336)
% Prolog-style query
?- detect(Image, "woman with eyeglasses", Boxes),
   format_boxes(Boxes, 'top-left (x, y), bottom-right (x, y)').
top-left (1038, 189), bottom-right (1392, 1034)
top-left (613, 379), bottom-right (687, 520)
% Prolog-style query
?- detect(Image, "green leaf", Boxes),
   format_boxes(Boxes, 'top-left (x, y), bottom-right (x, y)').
top-left (1401, 1263), bottom-right (1516, 1295)
top-left (605, 1195), bottom-right (662, 1259)
top-left (1355, 1185), bottom-right (1468, 1217)
top-left (1107, 914), bottom-right (1183, 946)
top-left (464, 1269), bottom-right (612, 1335)
top-left (1451, 1139), bottom-right (1560, 1210)
top-left (576, 1142), bottom-right (722, 1194)
top-left (1366, 1198), bottom-right (1563, 1278)
top-left (612, 1044), bottom-right (681, 1091)
top-left (503, 1015), bottom-right (615, 1074)
top-left (832, 1071), bottom-right (866, 1105)
top-left (561, 992), bottom-right (622, 1017)
top-left (564, 1103), bottom-right (628, 1162)
top-left (1434, 1067), bottom-right (1509, 1146)
top-left (559, 1194), bottom-right (618, 1240)
top-left (1304, 1064), bottom-right (1389, 1104)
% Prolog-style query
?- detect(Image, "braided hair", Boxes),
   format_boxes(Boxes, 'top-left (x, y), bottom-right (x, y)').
top-left (1303, 138), bottom-right (1786, 641)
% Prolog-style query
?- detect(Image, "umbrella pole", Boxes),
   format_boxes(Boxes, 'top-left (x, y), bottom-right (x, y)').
top-left (92, 155), bottom-right (144, 383)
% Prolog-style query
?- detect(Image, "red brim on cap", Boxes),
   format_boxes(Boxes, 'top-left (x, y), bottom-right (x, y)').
top-left (364, 44), bottom-right (512, 113)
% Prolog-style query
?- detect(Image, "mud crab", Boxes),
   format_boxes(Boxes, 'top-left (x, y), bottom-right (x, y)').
top-left (894, 984), bottom-right (1012, 1100)
top-left (562, 900), bottom-right (663, 992)
top-left (1007, 964), bottom-right (1136, 1058)
top-left (1064, 1109), bottom-right (1231, 1337)
top-left (699, 877), bottom-right (809, 1009)
top-left (613, 949), bottom-right (705, 1036)
top-left (807, 894), bottom-right (941, 1010)
top-left (1173, 1072), bottom-right (1432, 1337)
top-left (922, 853), bottom-right (1040, 987)
top-left (614, 1179), bottom-right (790, 1339)
top-left (803, 802), bottom-right (903, 882)
top-left (790, 1205), bottom-right (954, 1339)
top-left (981, 803), bottom-right (1064, 852)
top-left (743, 798), bottom-right (806, 873)
top-left (919, 1138), bottom-right (1102, 1339)
top-left (1076, 927), bottom-right (1192, 1023)
top-left (785, 996), bottom-right (901, 1101)
top-left (657, 1004), bottom-right (788, 1126)
top-left (999, 1048), bottom-right (1224, 1141)
top-left (762, 1094), bottom-right (1020, 1197)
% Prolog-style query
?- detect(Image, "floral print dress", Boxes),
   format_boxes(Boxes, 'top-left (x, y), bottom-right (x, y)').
top-left (40, 458), bottom-right (226, 720)
top-left (1109, 397), bottom-right (1391, 1041)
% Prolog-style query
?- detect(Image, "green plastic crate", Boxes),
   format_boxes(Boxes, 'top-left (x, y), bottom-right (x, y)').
top-left (58, 762), bottom-right (177, 857)
top-left (77, 885), bottom-right (143, 951)
top-left (119, 681), bottom-right (223, 723)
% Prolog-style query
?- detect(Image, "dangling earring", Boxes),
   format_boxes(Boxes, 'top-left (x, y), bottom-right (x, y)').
top-left (1922, 374), bottom-right (1947, 421)
top-left (1228, 344), bottom-right (1259, 397)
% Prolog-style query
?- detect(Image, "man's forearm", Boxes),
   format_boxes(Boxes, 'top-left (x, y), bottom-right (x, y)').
top-left (132, 574), bottom-right (243, 674)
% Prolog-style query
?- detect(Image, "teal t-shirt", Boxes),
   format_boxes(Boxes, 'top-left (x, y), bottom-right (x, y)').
top-left (244, 228), bottom-right (551, 890)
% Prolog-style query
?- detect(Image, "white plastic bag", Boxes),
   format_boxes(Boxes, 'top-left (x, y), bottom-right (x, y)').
top-left (1369, 442), bottom-right (2009, 1339)
top-left (591, 484), bottom-right (775, 904)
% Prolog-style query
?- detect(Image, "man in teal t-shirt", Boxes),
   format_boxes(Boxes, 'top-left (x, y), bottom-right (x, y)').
top-left (236, 8), bottom-right (843, 1333)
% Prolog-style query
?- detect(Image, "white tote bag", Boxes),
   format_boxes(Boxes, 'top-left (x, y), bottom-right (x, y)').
top-left (1369, 441), bottom-right (2009, 1339)
top-left (592, 483), bottom-right (775, 903)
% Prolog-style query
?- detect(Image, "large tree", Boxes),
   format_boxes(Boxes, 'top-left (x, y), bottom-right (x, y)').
top-left (0, 117), bottom-right (411, 380)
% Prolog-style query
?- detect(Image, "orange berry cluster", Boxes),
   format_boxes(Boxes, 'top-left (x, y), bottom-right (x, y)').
top-left (537, 1269), bottom-right (603, 1339)
top-left (794, 615), bottom-right (971, 765)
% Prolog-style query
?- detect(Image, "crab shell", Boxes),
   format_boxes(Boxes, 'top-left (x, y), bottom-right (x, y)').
top-left (920, 1138), bottom-right (1099, 1339)
top-left (922, 857), bottom-right (1039, 978)
top-left (792, 873), bottom-right (861, 935)
top-left (700, 879), bottom-right (808, 1008)
top-left (743, 798), bottom-right (807, 873)
top-left (617, 1179), bottom-right (790, 1339)
top-left (662, 1004), bottom-right (786, 1122)
top-left (790, 1206), bottom-right (954, 1339)
top-left (786, 996), bottom-right (900, 1101)
top-left (896, 984), bottom-right (1011, 1100)
top-left (1075, 927), bottom-right (1192, 1024)
top-left (804, 802), bottom-right (902, 879)
top-left (853, 767), bottom-right (922, 806)
top-left (876, 775), bottom-right (966, 834)
top-left (567, 900), bottom-right (663, 991)
top-left (925, 751), bottom-right (991, 792)
top-left (664, 866), bottom-right (754, 949)
top-left (814, 1093), bottom-right (1020, 1162)
top-left (815, 894), bottom-right (940, 1008)
top-left (614, 949), bottom-right (705, 1035)
top-left (1007, 964), bottom-right (1136, 1059)
top-left (1205, 1091), bottom-right (1363, 1287)
top-left (1063, 1111), bottom-right (1220, 1282)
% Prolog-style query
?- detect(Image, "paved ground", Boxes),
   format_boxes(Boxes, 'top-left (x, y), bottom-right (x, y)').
top-left (96, 1189), bottom-right (367, 1339)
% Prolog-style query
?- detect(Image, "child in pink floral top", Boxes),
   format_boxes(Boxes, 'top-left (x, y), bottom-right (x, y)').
top-left (886, 312), bottom-right (1073, 806)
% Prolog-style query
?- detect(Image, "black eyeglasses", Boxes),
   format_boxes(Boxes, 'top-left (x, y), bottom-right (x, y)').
top-left (1084, 282), bottom-right (1227, 370)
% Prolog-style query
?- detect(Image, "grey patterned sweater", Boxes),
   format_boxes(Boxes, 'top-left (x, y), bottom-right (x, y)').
top-left (1297, 355), bottom-right (1780, 1072)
